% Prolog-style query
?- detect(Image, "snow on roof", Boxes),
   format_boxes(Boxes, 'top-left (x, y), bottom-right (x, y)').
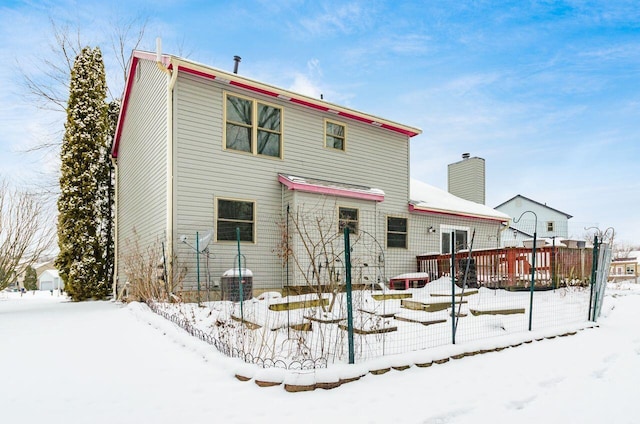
top-left (409, 178), bottom-right (510, 222)
top-left (279, 174), bottom-right (385, 202)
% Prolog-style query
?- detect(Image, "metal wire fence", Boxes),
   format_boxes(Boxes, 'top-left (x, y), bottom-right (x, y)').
top-left (157, 209), bottom-right (610, 368)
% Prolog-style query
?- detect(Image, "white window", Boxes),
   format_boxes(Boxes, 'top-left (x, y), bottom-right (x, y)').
top-left (216, 198), bottom-right (256, 242)
top-left (547, 221), bottom-right (554, 232)
top-left (325, 119), bottom-right (346, 151)
top-left (387, 216), bottom-right (408, 248)
top-left (224, 93), bottom-right (282, 158)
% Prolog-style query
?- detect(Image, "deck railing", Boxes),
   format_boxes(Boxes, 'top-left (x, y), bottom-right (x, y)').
top-left (417, 246), bottom-right (593, 289)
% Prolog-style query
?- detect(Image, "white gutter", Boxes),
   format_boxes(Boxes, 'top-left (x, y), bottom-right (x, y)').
top-left (156, 38), bottom-right (179, 282)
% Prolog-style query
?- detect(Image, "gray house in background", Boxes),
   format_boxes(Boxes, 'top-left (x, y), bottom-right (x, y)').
top-left (495, 195), bottom-right (573, 245)
top-left (112, 50), bottom-right (509, 297)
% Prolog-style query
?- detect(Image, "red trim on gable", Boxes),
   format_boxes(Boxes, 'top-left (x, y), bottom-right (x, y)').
top-left (408, 203), bottom-right (509, 223)
top-left (279, 175), bottom-right (384, 202)
top-left (112, 56), bottom-right (139, 158)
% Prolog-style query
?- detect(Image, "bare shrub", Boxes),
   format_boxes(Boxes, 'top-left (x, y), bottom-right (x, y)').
top-left (121, 230), bottom-right (186, 302)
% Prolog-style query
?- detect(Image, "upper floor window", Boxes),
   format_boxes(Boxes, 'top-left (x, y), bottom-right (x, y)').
top-left (225, 93), bottom-right (282, 158)
top-left (338, 207), bottom-right (358, 234)
top-left (325, 120), bottom-right (346, 151)
top-left (547, 221), bottom-right (554, 232)
top-left (387, 216), bottom-right (408, 248)
top-left (216, 198), bottom-right (255, 242)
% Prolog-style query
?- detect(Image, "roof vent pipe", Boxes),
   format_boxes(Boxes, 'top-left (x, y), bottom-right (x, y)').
top-left (233, 55), bottom-right (241, 74)
top-left (156, 37), bottom-right (162, 63)
top-left (462, 152), bottom-right (470, 159)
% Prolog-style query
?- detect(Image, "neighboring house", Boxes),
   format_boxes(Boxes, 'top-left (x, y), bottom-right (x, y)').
top-left (35, 260), bottom-right (56, 277)
top-left (495, 195), bottom-right (572, 246)
top-left (609, 251), bottom-right (639, 282)
top-left (112, 50), bottom-right (510, 296)
top-left (38, 269), bottom-right (62, 291)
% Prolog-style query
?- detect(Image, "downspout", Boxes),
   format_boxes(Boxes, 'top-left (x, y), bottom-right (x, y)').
top-left (111, 155), bottom-right (119, 299)
top-left (156, 38), bottom-right (179, 290)
top-left (497, 218), bottom-right (512, 248)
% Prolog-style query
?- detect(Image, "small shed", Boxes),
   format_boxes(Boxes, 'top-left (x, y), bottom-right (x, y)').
top-left (38, 269), bottom-right (62, 291)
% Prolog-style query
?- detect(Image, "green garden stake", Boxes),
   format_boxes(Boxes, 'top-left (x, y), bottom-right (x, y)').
top-left (196, 231), bottom-right (201, 306)
top-left (237, 227), bottom-right (244, 323)
top-left (344, 227), bottom-right (354, 364)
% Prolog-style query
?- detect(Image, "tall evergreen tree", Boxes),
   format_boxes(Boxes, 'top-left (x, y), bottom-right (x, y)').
top-left (56, 47), bottom-right (110, 301)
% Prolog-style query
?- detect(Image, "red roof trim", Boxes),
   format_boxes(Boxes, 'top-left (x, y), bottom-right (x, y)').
top-left (408, 203), bottom-right (509, 223)
top-left (180, 66), bottom-right (217, 81)
top-left (177, 63), bottom-right (419, 137)
top-left (113, 52), bottom-right (421, 158)
top-left (229, 80), bottom-right (280, 97)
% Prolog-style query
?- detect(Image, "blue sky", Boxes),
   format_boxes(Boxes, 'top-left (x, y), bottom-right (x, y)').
top-left (1, 0), bottom-right (639, 243)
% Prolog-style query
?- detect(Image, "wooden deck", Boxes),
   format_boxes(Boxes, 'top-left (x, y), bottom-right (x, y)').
top-left (417, 246), bottom-right (593, 289)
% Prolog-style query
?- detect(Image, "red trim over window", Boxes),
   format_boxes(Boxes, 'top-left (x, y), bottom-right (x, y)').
top-left (180, 66), bottom-right (217, 81)
top-left (289, 97), bottom-right (330, 112)
top-left (229, 80), bottom-right (280, 98)
top-left (408, 203), bottom-right (509, 223)
top-left (279, 175), bottom-right (384, 202)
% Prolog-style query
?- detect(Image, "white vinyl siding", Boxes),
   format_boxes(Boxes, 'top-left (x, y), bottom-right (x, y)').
top-left (115, 59), bottom-right (169, 285)
top-left (172, 71), bottom-right (410, 290)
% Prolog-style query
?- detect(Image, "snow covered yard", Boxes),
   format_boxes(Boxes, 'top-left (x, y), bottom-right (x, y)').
top-left (1, 283), bottom-right (639, 423)
top-left (152, 277), bottom-right (595, 367)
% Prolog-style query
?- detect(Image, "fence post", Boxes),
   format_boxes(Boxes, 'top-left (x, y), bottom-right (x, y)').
top-left (528, 229), bottom-right (537, 331)
top-left (589, 236), bottom-right (599, 321)
top-left (236, 227), bottom-right (244, 323)
top-left (451, 232), bottom-right (456, 345)
top-left (589, 235), bottom-right (599, 321)
top-left (196, 231), bottom-right (201, 305)
top-left (344, 227), bottom-right (355, 364)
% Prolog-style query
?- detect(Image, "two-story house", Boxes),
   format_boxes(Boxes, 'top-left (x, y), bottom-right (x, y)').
top-left (495, 195), bottom-right (572, 247)
top-left (112, 50), bottom-right (509, 297)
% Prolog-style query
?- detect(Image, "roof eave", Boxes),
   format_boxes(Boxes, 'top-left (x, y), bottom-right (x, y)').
top-left (408, 203), bottom-right (510, 224)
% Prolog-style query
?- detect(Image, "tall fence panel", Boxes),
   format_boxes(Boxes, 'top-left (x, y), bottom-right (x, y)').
top-left (152, 212), bottom-right (601, 368)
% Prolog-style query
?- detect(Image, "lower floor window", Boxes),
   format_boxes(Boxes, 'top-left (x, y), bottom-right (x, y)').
top-left (441, 229), bottom-right (468, 254)
top-left (338, 207), bottom-right (359, 234)
top-left (387, 216), bottom-right (408, 248)
top-left (216, 198), bottom-right (255, 242)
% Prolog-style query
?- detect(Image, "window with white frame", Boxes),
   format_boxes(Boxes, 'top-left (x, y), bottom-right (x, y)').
top-left (338, 207), bottom-right (358, 234)
top-left (216, 198), bottom-right (255, 242)
top-left (387, 216), bottom-right (408, 248)
top-left (441, 227), bottom-right (469, 254)
top-left (325, 120), bottom-right (346, 151)
top-left (225, 93), bottom-right (282, 158)
top-left (547, 221), bottom-right (554, 232)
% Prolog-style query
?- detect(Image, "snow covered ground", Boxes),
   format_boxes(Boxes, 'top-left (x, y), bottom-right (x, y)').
top-left (1, 283), bottom-right (639, 423)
